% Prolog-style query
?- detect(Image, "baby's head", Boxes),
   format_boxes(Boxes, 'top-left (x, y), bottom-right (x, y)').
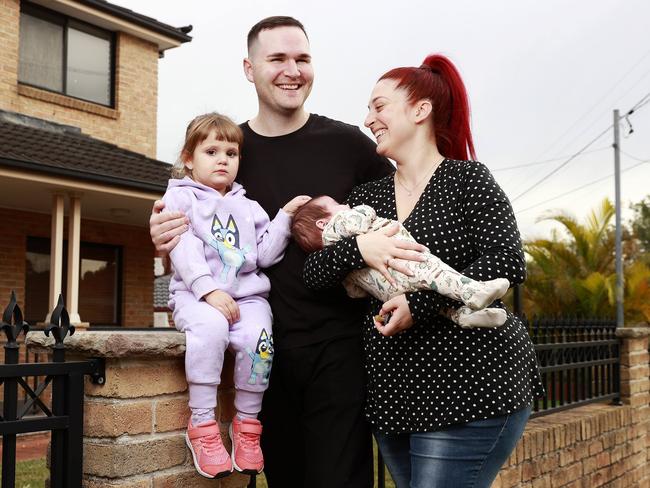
top-left (292, 196), bottom-right (349, 253)
top-left (171, 112), bottom-right (243, 195)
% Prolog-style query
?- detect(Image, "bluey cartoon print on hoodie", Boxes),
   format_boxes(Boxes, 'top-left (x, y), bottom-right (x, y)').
top-left (208, 214), bottom-right (250, 282)
top-left (162, 176), bottom-right (292, 308)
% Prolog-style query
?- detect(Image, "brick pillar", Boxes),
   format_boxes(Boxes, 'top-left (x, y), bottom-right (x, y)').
top-left (617, 326), bottom-right (650, 487)
top-left (26, 330), bottom-right (250, 487)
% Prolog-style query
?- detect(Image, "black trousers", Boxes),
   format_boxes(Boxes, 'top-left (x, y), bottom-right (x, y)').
top-left (260, 335), bottom-right (373, 488)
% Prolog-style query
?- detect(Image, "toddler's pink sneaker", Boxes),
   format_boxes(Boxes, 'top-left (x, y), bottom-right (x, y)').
top-left (186, 419), bottom-right (232, 478)
top-left (229, 417), bottom-right (264, 474)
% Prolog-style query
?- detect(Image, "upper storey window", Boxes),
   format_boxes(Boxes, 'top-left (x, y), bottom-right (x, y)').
top-left (18, 2), bottom-right (115, 107)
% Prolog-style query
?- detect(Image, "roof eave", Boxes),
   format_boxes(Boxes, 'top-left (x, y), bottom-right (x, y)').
top-left (0, 156), bottom-right (167, 194)
top-left (30, 0), bottom-right (192, 51)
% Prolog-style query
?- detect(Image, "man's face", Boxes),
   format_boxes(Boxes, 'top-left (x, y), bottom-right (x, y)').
top-left (244, 26), bottom-right (314, 115)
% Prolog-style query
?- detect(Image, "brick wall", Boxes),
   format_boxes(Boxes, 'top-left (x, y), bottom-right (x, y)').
top-left (0, 0), bottom-right (159, 158)
top-left (27, 331), bottom-right (251, 487)
top-left (24, 325), bottom-right (650, 487)
top-left (492, 327), bottom-right (650, 488)
top-left (0, 207), bottom-right (154, 327)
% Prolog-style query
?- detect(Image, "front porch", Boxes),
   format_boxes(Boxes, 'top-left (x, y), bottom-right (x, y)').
top-left (0, 110), bottom-right (171, 327)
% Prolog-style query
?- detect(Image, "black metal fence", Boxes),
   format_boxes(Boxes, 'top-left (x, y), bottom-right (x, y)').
top-left (0, 292), bottom-right (105, 488)
top-left (527, 315), bottom-right (621, 418)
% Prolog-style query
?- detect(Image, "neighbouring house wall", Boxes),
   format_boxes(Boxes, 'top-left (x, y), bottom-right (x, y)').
top-left (0, 208), bottom-right (154, 327)
top-left (0, 0), bottom-right (159, 158)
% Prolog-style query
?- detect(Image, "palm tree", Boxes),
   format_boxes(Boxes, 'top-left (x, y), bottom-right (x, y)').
top-left (523, 198), bottom-right (650, 323)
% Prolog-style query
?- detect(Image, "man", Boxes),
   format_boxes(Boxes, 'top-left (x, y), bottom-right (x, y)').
top-left (151, 17), bottom-right (394, 487)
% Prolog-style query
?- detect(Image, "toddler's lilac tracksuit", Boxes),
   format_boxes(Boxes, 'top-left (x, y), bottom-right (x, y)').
top-left (163, 177), bottom-right (291, 417)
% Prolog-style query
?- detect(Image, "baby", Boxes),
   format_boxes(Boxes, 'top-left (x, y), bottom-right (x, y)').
top-left (292, 196), bottom-right (510, 329)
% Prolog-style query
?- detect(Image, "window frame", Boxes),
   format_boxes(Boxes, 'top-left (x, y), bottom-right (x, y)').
top-left (19, 1), bottom-right (116, 108)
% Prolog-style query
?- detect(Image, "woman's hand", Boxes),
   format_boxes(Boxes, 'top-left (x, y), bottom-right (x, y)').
top-left (356, 223), bottom-right (427, 285)
top-left (204, 290), bottom-right (240, 325)
top-left (282, 195), bottom-right (312, 216)
top-left (373, 294), bottom-right (414, 336)
top-left (150, 200), bottom-right (189, 253)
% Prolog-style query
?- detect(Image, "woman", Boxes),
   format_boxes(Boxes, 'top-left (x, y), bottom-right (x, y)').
top-left (302, 55), bottom-right (544, 488)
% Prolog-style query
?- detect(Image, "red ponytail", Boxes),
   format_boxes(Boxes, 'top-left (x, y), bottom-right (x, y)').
top-left (379, 54), bottom-right (476, 161)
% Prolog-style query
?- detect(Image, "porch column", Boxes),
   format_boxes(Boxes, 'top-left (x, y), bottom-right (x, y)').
top-left (66, 194), bottom-right (87, 326)
top-left (46, 193), bottom-right (65, 322)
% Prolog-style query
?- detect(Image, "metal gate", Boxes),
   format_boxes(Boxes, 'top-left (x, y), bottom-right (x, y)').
top-left (0, 292), bottom-right (104, 488)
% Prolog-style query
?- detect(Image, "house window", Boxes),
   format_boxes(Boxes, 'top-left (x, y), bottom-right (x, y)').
top-left (25, 237), bottom-right (122, 326)
top-left (18, 2), bottom-right (115, 107)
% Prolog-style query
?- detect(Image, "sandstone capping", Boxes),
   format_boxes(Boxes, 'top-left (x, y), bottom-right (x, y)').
top-left (25, 330), bottom-right (186, 358)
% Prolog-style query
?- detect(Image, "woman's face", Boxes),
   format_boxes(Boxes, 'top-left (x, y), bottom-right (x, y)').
top-left (364, 79), bottom-right (415, 159)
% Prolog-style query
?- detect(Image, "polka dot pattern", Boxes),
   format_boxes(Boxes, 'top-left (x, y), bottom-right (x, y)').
top-left (304, 159), bottom-right (545, 434)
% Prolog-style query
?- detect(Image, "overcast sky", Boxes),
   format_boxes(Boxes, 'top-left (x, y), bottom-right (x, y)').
top-left (114, 0), bottom-right (650, 240)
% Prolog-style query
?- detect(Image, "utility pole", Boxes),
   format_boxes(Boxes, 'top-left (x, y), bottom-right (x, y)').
top-left (613, 109), bottom-right (624, 327)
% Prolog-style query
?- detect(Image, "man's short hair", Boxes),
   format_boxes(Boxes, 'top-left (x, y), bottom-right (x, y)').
top-left (247, 16), bottom-right (308, 53)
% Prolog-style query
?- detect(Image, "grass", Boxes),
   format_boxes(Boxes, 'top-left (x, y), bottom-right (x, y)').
top-left (0, 458), bottom-right (48, 488)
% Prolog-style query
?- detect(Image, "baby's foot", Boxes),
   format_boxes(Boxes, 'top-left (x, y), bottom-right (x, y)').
top-left (449, 306), bottom-right (507, 329)
top-left (461, 278), bottom-right (510, 310)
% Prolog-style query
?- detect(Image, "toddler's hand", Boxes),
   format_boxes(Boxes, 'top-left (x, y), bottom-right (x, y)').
top-left (204, 290), bottom-right (240, 325)
top-left (282, 195), bottom-right (311, 216)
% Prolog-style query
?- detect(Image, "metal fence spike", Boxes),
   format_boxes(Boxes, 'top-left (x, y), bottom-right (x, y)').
top-left (44, 294), bottom-right (75, 346)
top-left (1, 291), bottom-right (29, 345)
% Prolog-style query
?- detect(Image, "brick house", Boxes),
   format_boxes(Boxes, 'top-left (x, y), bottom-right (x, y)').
top-left (0, 0), bottom-right (191, 327)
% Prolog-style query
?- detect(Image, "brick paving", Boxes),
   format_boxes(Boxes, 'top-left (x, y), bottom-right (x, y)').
top-left (0, 432), bottom-right (49, 461)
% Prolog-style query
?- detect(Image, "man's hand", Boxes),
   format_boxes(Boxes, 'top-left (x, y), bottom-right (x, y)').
top-left (373, 294), bottom-right (414, 336)
top-left (150, 200), bottom-right (189, 253)
top-left (204, 290), bottom-right (240, 325)
top-left (282, 195), bottom-right (312, 216)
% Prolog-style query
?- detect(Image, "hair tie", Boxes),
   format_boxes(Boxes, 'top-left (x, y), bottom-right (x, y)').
top-left (419, 64), bottom-right (438, 75)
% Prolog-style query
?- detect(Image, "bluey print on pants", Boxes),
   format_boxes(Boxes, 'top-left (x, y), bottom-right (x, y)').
top-left (246, 329), bottom-right (273, 385)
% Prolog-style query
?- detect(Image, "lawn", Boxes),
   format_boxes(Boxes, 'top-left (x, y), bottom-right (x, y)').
top-left (0, 458), bottom-right (48, 488)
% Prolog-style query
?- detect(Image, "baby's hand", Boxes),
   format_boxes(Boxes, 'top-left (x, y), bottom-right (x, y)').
top-left (204, 290), bottom-right (240, 324)
top-left (282, 195), bottom-right (311, 216)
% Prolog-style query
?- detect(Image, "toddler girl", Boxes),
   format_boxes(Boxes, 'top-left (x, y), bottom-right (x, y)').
top-left (163, 113), bottom-right (308, 478)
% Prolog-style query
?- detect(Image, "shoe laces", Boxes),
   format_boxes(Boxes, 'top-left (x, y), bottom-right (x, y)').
top-left (200, 432), bottom-right (223, 456)
top-left (238, 429), bottom-right (260, 450)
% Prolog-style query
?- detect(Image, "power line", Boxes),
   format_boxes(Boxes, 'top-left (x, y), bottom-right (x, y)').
top-left (514, 158), bottom-right (650, 215)
top-left (549, 67), bottom-right (650, 159)
top-left (629, 94), bottom-right (650, 113)
top-left (510, 90), bottom-right (650, 204)
top-left (510, 124), bottom-right (613, 203)
top-left (491, 146), bottom-right (609, 172)
top-left (621, 149), bottom-right (650, 162)
top-left (525, 49), bottom-right (650, 164)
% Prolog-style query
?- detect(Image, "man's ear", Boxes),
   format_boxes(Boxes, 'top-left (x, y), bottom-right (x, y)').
top-left (243, 58), bottom-right (254, 83)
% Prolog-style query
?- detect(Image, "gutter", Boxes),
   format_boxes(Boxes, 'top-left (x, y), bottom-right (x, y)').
top-left (0, 156), bottom-right (167, 194)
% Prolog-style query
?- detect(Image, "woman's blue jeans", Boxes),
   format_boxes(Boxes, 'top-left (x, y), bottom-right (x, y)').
top-left (374, 405), bottom-right (531, 488)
